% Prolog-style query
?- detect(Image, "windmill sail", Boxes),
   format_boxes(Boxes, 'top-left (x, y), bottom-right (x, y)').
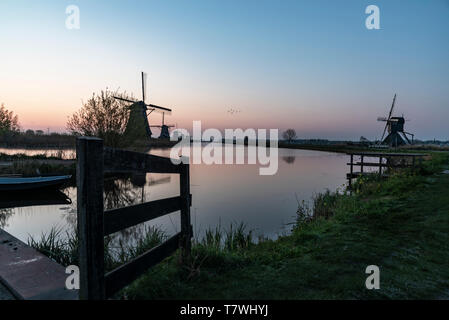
top-left (142, 72), bottom-right (147, 103)
top-left (380, 94), bottom-right (397, 142)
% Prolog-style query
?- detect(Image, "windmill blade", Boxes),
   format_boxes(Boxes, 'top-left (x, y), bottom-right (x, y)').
top-left (387, 94), bottom-right (397, 120)
top-left (380, 122), bottom-right (388, 142)
top-left (146, 103), bottom-right (172, 113)
top-left (377, 117), bottom-right (387, 121)
top-left (378, 94), bottom-right (397, 144)
top-left (113, 96), bottom-right (137, 104)
top-left (142, 71), bottom-right (148, 103)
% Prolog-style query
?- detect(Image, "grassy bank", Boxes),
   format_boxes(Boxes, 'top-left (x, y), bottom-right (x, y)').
top-left (0, 152), bottom-right (75, 177)
top-left (29, 151), bottom-right (449, 299)
top-left (122, 152), bottom-right (449, 300)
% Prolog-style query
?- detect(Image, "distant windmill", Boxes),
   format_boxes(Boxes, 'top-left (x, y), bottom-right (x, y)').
top-left (150, 112), bottom-right (176, 139)
top-left (114, 72), bottom-right (172, 141)
top-left (377, 94), bottom-right (414, 147)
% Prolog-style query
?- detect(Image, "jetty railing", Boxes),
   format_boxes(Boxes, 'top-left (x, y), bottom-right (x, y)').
top-left (346, 152), bottom-right (427, 188)
top-left (76, 137), bottom-right (192, 300)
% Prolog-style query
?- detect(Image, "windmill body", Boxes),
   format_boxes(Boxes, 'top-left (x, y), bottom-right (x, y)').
top-left (377, 94), bottom-right (414, 147)
top-left (123, 101), bottom-right (153, 141)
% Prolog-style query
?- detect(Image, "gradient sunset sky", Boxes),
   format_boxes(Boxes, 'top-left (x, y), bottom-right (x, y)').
top-left (1, 0), bottom-right (448, 140)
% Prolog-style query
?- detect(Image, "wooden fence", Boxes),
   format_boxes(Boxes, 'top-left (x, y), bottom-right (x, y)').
top-left (346, 151), bottom-right (427, 188)
top-left (76, 137), bottom-right (192, 300)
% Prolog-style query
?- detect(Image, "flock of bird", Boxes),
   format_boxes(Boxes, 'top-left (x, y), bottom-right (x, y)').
top-left (227, 108), bottom-right (242, 115)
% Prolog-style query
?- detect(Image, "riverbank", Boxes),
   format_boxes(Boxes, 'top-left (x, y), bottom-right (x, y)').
top-left (0, 152), bottom-right (75, 177)
top-left (120, 151), bottom-right (449, 299)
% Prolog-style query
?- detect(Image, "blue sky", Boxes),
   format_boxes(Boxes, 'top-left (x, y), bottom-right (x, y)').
top-left (0, 0), bottom-right (448, 140)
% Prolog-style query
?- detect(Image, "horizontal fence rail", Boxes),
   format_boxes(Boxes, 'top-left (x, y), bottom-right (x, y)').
top-left (104, 232), bottom-right (181, 298)
top-left (104, 147), bottom-right (181, 174)
top-left (104, 196), bottom-right (183, 236)
top-left (77, 137), bottom-right (192, 300)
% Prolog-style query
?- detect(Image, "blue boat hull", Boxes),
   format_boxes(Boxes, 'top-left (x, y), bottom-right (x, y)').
top-left (0, 176), bottom-right (72, 192)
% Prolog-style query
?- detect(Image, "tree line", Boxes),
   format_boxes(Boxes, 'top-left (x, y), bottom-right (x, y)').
top-left (2, 90), bottom-right (298, 148)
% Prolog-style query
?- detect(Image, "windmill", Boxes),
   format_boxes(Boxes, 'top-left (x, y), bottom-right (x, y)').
top-left (150, 112), bottom-right (176, 139)
top-left (377, 94), bottom-right (414, 147)
top-left (114, 72), bottom-right (172, 141)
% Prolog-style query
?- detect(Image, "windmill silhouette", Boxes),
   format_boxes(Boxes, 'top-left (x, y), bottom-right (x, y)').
top-left (150, 112), bottom-right (175, 139)
top-left (377, 94), bottom-right (414, 147)
top-left (114, 72), bottom-right (172, 141)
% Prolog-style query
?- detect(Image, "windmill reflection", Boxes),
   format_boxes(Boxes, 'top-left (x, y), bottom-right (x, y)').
top-left (282, 156), bottom-right (296, 164)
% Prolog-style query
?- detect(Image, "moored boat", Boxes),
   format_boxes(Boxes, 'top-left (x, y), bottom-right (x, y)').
top-left (0, 175), bottom-right (72, 192)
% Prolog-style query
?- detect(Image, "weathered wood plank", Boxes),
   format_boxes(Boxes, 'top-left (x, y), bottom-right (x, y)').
top-left (0, 229), bottom-right (78, 300)
top-left (76, 137), bottom-right (105, 300)
top-left (104, 196), bottom-right (183, 236)
top-left (104, 232), bottom-right (181, 298)
top-left (103, 147), bottom-right (181, 174)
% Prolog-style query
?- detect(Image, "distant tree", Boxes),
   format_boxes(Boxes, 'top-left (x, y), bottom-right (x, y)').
top-left (0, 103), bottom-right (20, 134)
top-left (36, 130), bottom-right (44, 136)
top-left (282, 129), bottom-right (297, 143)
top-left (67, 89), bottom-right (132, 147)
top-left (25, 129), bottom-right (35, 136)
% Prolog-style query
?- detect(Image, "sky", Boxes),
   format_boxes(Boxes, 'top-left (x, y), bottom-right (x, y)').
top-left (0, 0), bottom-right (448, 140)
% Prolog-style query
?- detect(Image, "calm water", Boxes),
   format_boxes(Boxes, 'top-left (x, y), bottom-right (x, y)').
top-left (0, 146), bottom-right (348, 243)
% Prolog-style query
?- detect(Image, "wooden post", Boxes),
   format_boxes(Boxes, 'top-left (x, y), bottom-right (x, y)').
top-left (349, 154), bottom-right (353, 188)
top-left (76, 137), bottom-right (105, 300)
top-left (378, 156), bottom-right (382, 178)
top-left (179, 163), bottom-right (191, 264)
top-left (360, 155), bottom-right (364, 174)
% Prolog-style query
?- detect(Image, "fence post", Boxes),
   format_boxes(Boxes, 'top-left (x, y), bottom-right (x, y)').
top-left (179, 163), bottom-right (192, 264)
top-left (360, 155), bottom-right (364, 174)
top-left (378, 156), bottom-right (383, 178)
top-left (349, 154), bottom-right (353, 189)
top-left (76, 137), bottom-right (105, 300)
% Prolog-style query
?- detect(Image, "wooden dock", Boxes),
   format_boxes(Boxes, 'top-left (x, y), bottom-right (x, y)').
top-left (0, 229), bottom-right (78, 300)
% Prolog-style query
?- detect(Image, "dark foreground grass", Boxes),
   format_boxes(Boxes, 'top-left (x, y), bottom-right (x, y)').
top-left (122, 152), bottom-right (449, 300)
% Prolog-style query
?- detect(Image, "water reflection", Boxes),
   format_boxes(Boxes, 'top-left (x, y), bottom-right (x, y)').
top-left (0, 190), bottom-right (71, 229)
top-left (1, 146), bottom-right (348, 243)
top-left (282, 156), bottom-right (296, 164)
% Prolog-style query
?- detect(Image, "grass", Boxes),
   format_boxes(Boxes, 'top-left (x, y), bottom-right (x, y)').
top-left (28, 225), bottom-right (167, 272)
top-left (29, 152), bottom-right (449, 300)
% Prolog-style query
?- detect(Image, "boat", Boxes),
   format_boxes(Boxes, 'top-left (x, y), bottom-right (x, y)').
top-left (0, 175), bottom-right (72, 192)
